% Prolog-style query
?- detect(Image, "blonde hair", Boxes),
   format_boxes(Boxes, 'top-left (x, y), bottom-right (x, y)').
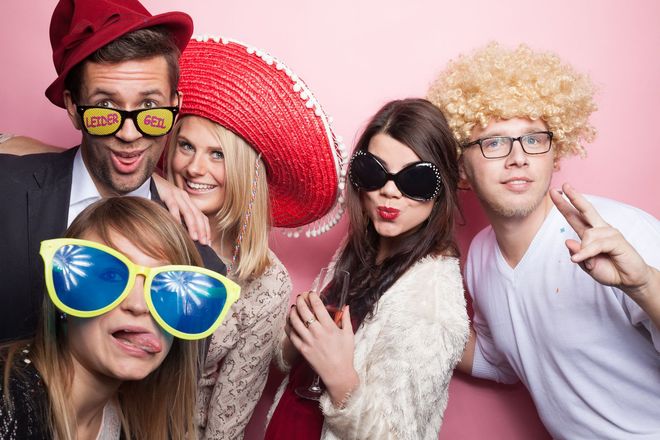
top-left (167, 117), bottom-right (271, 281)
top-left (3, 197), bottom-right (200, 440)
top-left (427, 43), bottom-right (597, 164)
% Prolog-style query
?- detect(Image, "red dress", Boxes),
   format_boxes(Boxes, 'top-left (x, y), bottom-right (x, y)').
top-left (264, 360), bottom-right (324, 439)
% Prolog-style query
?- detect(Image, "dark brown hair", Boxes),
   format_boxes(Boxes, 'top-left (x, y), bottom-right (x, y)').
top-left (328, 98), bottom-right (460, 325)
top-left (65, 26), bottom-right (181, 103)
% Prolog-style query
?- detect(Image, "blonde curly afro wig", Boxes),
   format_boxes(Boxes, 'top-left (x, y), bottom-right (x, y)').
top-left (427, 43), bottom-right (597, 162)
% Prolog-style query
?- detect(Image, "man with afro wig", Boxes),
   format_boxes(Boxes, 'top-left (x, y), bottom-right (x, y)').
top-left (428, 43), bottom-right (659, 439)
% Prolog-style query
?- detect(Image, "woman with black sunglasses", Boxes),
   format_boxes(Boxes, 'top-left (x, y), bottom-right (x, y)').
top-left (266, 98), bottom-right (470, 439)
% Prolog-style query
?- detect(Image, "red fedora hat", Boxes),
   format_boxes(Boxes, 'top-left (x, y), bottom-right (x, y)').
top-left (45, 0), bottom-right (193, 108)
top-left (178, 36), bottom-right (348, 236)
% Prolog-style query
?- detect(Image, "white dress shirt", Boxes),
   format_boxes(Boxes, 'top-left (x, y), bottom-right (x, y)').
top-left (68, 148), bottom-right (151, 226)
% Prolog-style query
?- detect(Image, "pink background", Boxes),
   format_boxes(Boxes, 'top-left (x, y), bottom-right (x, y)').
top-left (2, 1), bottom-right (659, 438)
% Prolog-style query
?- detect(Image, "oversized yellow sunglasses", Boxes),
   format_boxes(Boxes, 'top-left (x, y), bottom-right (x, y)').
top-left (40, 238), bottom-right (240, 340)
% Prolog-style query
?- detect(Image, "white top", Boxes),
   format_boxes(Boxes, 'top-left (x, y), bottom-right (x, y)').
top-left (68, 148), bottom-right (151, 226)
top-left (53, 400), bottom-right (120, 440)
top-left (467, 195), bottom-right (660, 439)
top-left (270, 255), bottom-right (469, 440)
top-left (96, 401), bottom-right (121, 440)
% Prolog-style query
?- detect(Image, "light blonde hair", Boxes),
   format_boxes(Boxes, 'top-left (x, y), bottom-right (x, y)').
top-left (3, 197), bottom-right (199, 440)
top-left (167, 117), bottom-right (271, 281)
top-left (427, 43), bottom-right (597, 165)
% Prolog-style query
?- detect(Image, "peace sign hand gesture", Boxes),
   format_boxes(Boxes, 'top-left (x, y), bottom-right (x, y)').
top-left (550, 183), bottom-right (659, 328)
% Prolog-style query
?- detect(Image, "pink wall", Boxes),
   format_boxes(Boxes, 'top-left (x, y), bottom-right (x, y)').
top-left (2, 1), bottom-right (659, 438)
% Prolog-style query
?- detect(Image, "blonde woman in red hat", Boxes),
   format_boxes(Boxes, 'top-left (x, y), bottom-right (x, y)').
top-left (159, 37), bottom-right (346, 440)
top-left (265, 99), bottom-right (469, 440)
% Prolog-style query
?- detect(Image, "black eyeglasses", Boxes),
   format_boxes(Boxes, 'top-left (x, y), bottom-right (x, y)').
top-left (348, 150), bottom-right (442, 201)
top-left (76, 105), bottom-right (179, 137)
top-left (463, 131), bottom-right (553, 159)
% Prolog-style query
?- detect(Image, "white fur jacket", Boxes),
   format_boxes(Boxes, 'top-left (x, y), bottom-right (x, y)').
top-left (269, 255), bottom-right (469, 439)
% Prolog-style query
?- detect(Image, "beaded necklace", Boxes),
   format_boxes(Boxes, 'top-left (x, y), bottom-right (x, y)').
top-left (226, 153), bottom-right (262, 275)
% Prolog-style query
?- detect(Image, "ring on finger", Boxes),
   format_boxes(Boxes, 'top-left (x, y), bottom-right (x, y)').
top-left (304, 317), bottom-right (317, 328)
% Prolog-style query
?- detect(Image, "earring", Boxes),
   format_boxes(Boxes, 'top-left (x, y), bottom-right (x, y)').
top-left (457, 178), bottom-right (472, 191)
top-left (58, 312), bottom-right (67, 321)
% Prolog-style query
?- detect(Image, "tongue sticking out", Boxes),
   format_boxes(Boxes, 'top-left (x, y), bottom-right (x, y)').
top-left (113, 330), bottom-right (162, 354)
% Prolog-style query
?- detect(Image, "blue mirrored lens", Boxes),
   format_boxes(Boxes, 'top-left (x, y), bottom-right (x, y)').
top-left (52, 245), bottom-right (129, 311)
top-left (150, 271), bottom-right (227, 335)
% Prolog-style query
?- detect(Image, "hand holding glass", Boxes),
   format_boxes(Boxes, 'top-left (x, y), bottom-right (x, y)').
top-left (294, 268), bottom-right (350, 400)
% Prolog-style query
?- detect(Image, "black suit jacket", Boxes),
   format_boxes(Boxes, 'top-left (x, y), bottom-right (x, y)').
top-left (0, 147), bottom-right (225, 342)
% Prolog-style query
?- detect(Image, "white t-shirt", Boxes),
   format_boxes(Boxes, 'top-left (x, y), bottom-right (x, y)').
top-left (466, 195), bottom-right (660, 440)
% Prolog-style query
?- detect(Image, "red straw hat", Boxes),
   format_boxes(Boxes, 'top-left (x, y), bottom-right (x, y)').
top-left (46, 0), bottom-right (193, 108)
top-left (178, 36), bottom-right (347, 237)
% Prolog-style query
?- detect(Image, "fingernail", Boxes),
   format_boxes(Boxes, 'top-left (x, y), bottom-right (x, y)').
top-left (290, 304), bottom-right (296, 309)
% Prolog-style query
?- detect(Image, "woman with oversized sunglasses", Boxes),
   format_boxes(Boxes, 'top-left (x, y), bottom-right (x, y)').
top-left (0, 197), bottom-right (236, 440)
top-left (266, 99), bottom-right (469, 439)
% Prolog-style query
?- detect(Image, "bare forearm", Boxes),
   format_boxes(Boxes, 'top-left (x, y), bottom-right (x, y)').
top-left (456, 326), bottom-right (476, 375)
top-left (0, 135), bottom-right (61, 155)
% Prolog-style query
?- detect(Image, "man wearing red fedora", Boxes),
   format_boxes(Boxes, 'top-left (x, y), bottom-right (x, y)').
top-left (0, 0), bottom-right (224, 342)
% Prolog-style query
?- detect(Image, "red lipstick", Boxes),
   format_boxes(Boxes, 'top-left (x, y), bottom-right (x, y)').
top-left (377, 206), bottom-right (400, 220)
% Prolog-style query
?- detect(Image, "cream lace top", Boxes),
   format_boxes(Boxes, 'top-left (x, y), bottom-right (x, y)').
top-left (196, 250), bottom-right (291, 440)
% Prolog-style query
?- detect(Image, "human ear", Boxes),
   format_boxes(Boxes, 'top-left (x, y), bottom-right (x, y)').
top-left (457, 156), bottom-right (472, 191)
top-left (552, 152), bottom-right (562, 172)
top-left (63, 91), bottom-right (81, 131)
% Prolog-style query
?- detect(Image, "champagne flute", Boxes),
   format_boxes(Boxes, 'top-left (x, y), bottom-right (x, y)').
top-left (295, 268), bottom-right (350, 400)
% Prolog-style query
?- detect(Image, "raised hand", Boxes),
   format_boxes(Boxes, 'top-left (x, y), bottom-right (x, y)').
top-left (550, 183), bottom-right (659, 327)
top-left (152, 173), bottom-right (211, 245)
